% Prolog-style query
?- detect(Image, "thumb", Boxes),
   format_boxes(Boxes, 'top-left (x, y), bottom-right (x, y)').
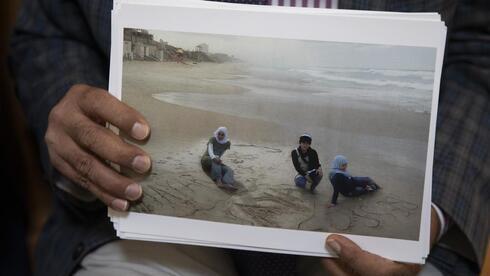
top-left (325, 234), bottom-right (394, 276)
top-left (326, 234), bottom-right (363, 259)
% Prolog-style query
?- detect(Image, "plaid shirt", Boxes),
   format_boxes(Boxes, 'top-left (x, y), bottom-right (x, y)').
top-left (9, 0), bottom-right (489, 275)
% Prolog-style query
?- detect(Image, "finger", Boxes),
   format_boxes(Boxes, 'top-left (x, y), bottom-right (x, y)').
top-left (321, 258), bottom-right (351, 276)
top-left (326, 235), bottom-right (396, 276)
top-left (54, 133), bottom-right (143, 201)
top-left (49, 149), bottom-right (129, 211)
top-left (67, 113), bottom-right (151, 173)
top-left (76, 86), bottom-right (150, 140)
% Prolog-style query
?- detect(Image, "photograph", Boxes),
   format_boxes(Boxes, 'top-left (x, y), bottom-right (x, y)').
top-left (120, 27), bottom-right (436, 241)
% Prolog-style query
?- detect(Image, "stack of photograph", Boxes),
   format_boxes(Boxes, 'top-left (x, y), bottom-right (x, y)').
top-left (108, 0), bottom-right (447, 263)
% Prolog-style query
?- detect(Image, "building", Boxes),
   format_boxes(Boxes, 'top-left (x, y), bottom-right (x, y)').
top-left (195, 43), bottom-right (209, 53)
top-left (123, 29), bottom-right (166, 61)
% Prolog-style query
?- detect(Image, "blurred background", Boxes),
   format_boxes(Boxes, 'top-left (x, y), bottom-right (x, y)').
top-left (1, 1), bottom-right (51, 275)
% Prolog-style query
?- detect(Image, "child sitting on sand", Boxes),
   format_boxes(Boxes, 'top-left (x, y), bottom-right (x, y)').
top-left (201, 126), bottom-right (237, 190)
top-left (328, 155), bottom-right (379, 207)
top-left (291, 133), bottom-right (323, 193)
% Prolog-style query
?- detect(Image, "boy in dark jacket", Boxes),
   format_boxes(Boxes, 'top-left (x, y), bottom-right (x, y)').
top-left (291, 134), bottom-right (323, 193)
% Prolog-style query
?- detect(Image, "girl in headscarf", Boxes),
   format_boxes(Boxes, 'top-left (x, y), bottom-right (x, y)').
top-left (201, 127), bottom-right (236, 190)
top-left (328, 155), bottom-right (379, 207)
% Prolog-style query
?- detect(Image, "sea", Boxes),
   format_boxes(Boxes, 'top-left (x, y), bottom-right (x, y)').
top-left (153, 64), bottom-right (435, 122)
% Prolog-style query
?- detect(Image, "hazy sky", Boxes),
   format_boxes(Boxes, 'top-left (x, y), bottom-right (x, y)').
top-left (149, 29), bottom-right (436, 71)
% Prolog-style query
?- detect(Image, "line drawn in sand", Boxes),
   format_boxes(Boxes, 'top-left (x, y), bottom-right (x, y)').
top-left (326, 193), bottom-right (419, 232)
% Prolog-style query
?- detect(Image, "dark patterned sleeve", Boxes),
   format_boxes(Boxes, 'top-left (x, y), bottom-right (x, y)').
top-left (9, 0), bottom-right (112, 182)
top-left (432, 0), bottom-right (490, 266)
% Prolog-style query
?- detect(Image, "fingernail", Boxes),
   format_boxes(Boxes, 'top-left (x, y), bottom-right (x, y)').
top-left (132, 155), bottom-right (151, 173)
top-left (326, 239), bottom-right (342, 254)
top-left (131, 122), bottom-right (150, 140)
top-left (112, 199), bottom-right (128, 211)
top-left (125, 183), bottom-right (142, 200)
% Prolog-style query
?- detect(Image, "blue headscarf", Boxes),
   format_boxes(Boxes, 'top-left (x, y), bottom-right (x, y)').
top-left (329, 155), bottom-right (351, 180)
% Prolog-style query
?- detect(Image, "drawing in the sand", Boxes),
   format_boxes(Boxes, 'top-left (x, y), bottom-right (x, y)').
top-left (327, 155), bottom-right (380, 208)
top-left (201, 126), bottom-right (237, 190)
top-left (121, 28), bottom-right (436, 241)
top-left (291, 133), bottom-right (323, 193)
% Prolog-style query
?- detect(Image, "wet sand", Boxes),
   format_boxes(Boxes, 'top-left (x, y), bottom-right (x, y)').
top-left (122, 61), bottom-right (428, 240)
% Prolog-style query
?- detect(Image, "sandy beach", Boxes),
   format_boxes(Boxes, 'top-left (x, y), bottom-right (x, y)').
top-left (122, 60), bottom-right (430, 241)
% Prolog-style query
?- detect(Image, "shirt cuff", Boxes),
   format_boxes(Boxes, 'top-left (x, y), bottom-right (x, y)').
top-left (431, 202), bottom-right (448, 241)
top-left (208, 144), bottom-right (216, 159)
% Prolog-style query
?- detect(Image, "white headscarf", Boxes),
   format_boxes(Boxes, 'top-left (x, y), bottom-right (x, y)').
top-left (213, 126), bottom-right (229, 144)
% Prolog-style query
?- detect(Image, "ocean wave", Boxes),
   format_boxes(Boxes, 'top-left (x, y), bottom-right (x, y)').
top-left (367, 69), bottom-right (434, 79)
top-left (293, 67), bottom-right (434, 78)
top-left (291, 68), bottom-right (434, 91)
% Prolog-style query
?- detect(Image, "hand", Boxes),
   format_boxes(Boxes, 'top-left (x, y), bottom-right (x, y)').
top-left (322, 206), bottom-right (441, 275)
top-left (317, 168), bottom-right (323, 177)
top-left (213, 157), bottom-right (222, 164)
top-left (323, 235), bottom-right (421, 275)
top-left (45, 84), bottom-right (151, 211)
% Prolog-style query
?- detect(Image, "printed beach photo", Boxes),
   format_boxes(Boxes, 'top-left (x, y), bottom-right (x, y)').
top-left (121, 28), bottom-right (436, 241)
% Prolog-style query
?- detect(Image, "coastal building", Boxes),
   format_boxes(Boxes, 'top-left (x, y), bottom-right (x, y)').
top-left (123, 29), bottom-right (166, 61)
top-left (195, 43), bottom-right (209, 53)
top-left (122, 29), bottom-right (227, 63)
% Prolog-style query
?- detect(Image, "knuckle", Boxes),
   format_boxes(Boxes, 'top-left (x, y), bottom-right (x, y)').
top-left (44, 128), bottom-right (56, 146)
top-left (79, 126), bottom-right (100, 150)
top-left (78, 88), bottom-right (93, 108)
top-left (76, 86), bottom-right (101, 112)
top-left (75, 155), bottom-right (96, 179)
top-left (82, 86), bottom-right (106, 103)
top-left (48, 104), bottom-right (64, 124)
top-left (69, 84), bottom-right (91, 97)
